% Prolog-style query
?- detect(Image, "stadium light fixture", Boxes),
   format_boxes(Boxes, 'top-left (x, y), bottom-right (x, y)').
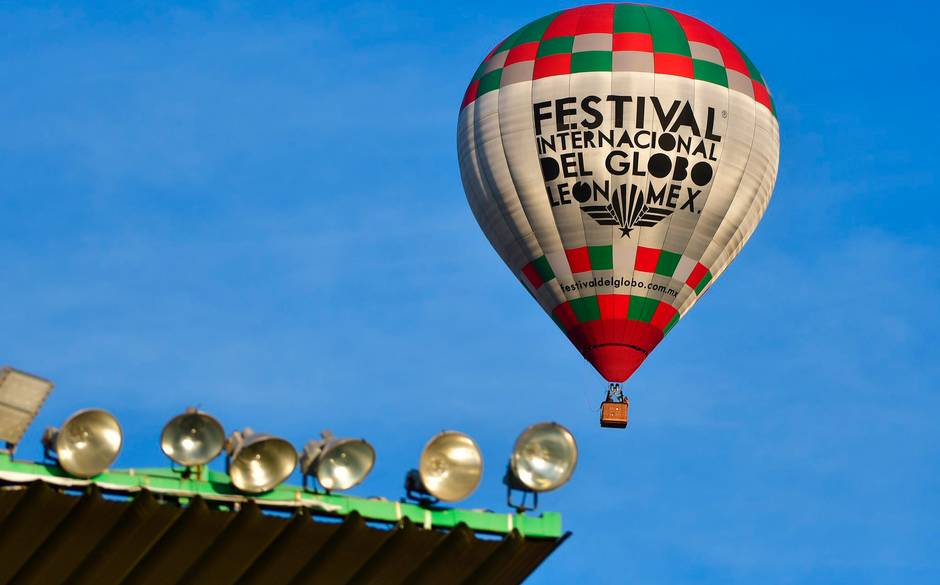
top-left (225, 428), bottom-right (296, 494)
top-left (299, 430), bottom-right (375, 492)
top-left (0, 367), bottom-right (54, 453)
top-left (405, 430), bottom-right (483, 504)
top-left (504, 422), bottom-right (578, 512)
top-left (42, 409), bottom-right (123, 478)
top-left (161, 408), bottom-right (225, 468)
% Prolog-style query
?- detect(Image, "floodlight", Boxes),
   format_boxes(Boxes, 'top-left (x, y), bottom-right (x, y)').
top-left (161, 408), bottom-right (225, 467)
top-left (225, 429), bottom-right (296, 494)
top-left (510, 422), bottom-right (577, 492)
top-left (0, 367), bottom-right (54, 450)
top-left (299, 430), bottom-right (375, 492)
top-left (405, 431), bottom-right (482, 503)
top-left (43, 409), bottom-right (123, 478)
top-left (504, 422), bottom-right (577, 511)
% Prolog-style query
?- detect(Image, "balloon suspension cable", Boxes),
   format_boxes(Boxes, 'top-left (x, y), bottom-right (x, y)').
top-left (606, 383), bottom-right (625, 403)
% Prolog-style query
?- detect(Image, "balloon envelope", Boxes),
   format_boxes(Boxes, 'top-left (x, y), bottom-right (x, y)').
top-left (457, 4), bottom-right (779, 382)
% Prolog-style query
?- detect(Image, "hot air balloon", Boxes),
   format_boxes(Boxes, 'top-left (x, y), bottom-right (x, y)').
top-left (456, 4), bottom-right (779, 425)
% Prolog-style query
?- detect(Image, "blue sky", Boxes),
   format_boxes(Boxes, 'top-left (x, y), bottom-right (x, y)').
top-left (1, 1), bottom-right (938, 583)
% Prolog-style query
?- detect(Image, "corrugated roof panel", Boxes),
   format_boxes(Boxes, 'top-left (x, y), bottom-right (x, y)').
top-left (0, 481), bottom-right (566, 585)
top-left (404, 523), bottom-right (502, 585)
top-left (346, 518), bottom-right (446, 585)
top-left (235, 513), bottom-right (342, 585)
top-left (122, 497), bottom-right (235, 585)
top-left (289, 512), bottom-right (396, 585)
top-left (178, 501), bottom-right (288, 585)
top-left (13, 487), bottom-right (126, 585)
top-left (475, 532), bottom-right (570, 585)
top-left (68, 489), bottom-right (183, 585)
top-left (0, 482), bottom-right (78, 582)
top-left (463, 530), bottom-right (529, 585)
top-left (0, 485), bottom-right (26, 524)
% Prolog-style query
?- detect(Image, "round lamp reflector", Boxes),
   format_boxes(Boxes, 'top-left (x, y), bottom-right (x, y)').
top-left (315, 439), bottom-right (375, 491)
top-left (161, 410), bottom-right (225, 467)
top-left (55, 409), bottom-right (123, 478)
top-left (511, 422), bottom-right (577, 492)
top-left (418, 431), bottom-right (483, 502)
top-left (229, 435), bottom-right (296, 494)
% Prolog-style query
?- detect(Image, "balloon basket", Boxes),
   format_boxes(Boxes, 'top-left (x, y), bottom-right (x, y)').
top-left (600, 383), bottom-right (629, 429)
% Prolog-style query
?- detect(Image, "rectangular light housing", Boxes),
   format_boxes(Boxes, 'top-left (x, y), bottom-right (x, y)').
top-left (0, 367), bottom-right (54, 446)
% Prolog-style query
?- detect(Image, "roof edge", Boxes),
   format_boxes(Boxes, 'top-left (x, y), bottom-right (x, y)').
top-left (0, 453), bottom-right (562, 539)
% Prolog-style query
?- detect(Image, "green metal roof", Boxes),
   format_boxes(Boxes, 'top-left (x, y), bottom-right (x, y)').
top-left (0, 453), bottom-right (562, 539)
